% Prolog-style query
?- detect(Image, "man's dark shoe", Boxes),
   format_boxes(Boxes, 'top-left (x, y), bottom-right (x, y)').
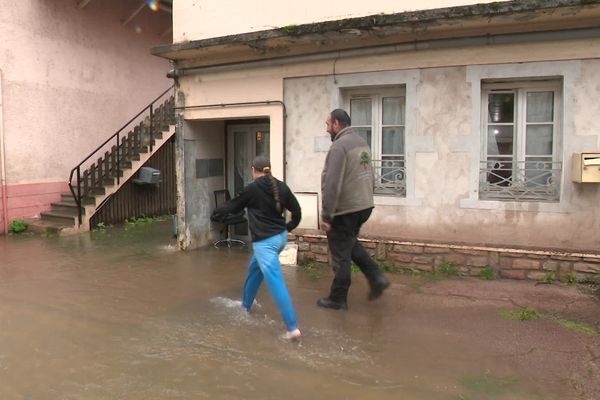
top-left (368, 275), bottom-right (391, 301)
top-left (317, 297), bottom-right (348, 310)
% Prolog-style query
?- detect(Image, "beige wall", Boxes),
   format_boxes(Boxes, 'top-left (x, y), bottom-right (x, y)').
top-left (172, 0), bottom-right (507, 42)
top-left (175, 36), bottom-right (600, 251)
top-left (0, 0), bottom-right (171, 185)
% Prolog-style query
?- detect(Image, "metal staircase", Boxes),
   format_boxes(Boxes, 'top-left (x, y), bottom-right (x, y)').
top-left (28, 86), bottom-right (176, 234)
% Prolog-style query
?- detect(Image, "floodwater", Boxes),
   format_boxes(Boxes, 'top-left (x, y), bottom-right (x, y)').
top-left (1, 221), bottom-right (599, 400)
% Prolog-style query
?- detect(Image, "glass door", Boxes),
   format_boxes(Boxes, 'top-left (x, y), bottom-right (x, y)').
top-left (227, 123), bottom-right (270, 238)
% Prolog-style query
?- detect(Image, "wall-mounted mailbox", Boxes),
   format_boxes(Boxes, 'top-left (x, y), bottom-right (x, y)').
top-left (572, 153), bottom-right (600, 183)
top-left (134, 166), bottom-right (161, 185)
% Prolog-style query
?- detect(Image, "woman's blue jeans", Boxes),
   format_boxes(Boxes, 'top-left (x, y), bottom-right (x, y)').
top-left (242, 230), bottom-right (298, 331)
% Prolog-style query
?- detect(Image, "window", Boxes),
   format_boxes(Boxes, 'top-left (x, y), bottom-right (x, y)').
top-left (479, 80), bottom-right (562, 202)
top-left (347, 88), bottom-right (406, 196)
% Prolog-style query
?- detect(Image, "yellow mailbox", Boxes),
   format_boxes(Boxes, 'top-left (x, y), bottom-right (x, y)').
top-left (572, 153), bottom-right (600, 183)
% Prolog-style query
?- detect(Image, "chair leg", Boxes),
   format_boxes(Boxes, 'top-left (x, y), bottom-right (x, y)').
top-left (214, 224), bottom-right (246, 248)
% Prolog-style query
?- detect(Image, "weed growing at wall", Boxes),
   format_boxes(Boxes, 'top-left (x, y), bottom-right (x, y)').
top-left (438, 261), bottom-right (460, 277)
top-left (478, 266), bottom-right (497, 280)
top-left (8, 220), bottom-right (28, 234)
top-left (298, 256), bottom-right (322, 281)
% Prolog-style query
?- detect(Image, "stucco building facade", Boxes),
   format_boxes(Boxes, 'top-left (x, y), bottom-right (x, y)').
top-left (154, 0), bottom-right (600, 279)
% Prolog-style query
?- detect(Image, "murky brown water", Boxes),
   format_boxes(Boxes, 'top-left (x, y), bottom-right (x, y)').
top-left (1, 221), bottom-right (598, 399)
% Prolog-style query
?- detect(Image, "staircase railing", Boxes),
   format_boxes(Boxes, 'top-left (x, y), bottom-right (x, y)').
top-left (69, 85), bottom-right (175, 225)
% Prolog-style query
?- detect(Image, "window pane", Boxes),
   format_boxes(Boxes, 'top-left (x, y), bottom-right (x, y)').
top-left (255, 130), bottom-right (270, 158)
top-left (355, 127), bottom-right (372, 148)
top-left (487, 125), bottom-right (513, 155)
top-left (488, 93), bottom-right (514, 123)
top-left (527, 92), bottom-right (553, 122)
top-left (526, 125), bottom-right (553, 155)
top-left (382, 97), bottom-right (405, 125)
top-left (382, 127), bottom-right (404, 155)
top-left (350, 98), bottom-right (371, 126)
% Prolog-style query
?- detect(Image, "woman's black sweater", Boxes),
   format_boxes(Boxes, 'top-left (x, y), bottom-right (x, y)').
top-left (212, 175), bottom-right (302, 242)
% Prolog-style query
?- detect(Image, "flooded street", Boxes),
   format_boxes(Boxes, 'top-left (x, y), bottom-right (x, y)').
top-left (0, 221), bottom-right (599, 400)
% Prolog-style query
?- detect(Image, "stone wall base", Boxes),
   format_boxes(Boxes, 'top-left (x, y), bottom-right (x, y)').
top-left (289, 233), bottom-right (600, 282)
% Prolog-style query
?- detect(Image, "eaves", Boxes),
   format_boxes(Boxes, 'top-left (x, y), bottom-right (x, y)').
top-left (151, 0), bottom-right (600, 68)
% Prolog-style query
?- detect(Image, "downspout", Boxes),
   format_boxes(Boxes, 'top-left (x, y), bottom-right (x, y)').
top-left (0, 69), bottom-right (8, 234)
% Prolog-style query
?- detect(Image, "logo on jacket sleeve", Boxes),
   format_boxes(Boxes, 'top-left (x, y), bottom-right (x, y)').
top-left (360, 151), bottom-right (370, 168)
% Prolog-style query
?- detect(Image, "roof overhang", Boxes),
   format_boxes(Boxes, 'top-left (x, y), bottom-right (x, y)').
top-left (152, 0), bottom-right (600, 68)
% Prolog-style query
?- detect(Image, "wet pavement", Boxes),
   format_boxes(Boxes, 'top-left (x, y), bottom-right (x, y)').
top-left (0, 220), bottom-right (599, 400)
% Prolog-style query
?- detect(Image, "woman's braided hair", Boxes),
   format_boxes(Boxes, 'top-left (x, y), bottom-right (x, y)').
top-left (252, 155), bottom-right (281, 213)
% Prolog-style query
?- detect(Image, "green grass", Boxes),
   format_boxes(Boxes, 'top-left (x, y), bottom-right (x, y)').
top-left (380, 261), bottom-right (400, 274)
top-left (298, 256), bottom-right (319, 270)
top-left (478, 265), bottom-right (497, 280)
top-left (499, 307), bottom-right (539, 321)
top-left (564, 273), bottom-right (578, 285)
top-left (499, 307), bottom-right (597, 336)
top-left (459, 373), bottom-right (518, 397)
top-left (438, 261), bottom-right (460, 277)
top-left (125, 215), bottom-right (166, 224)
top-left (542, 272), bottom-right (555, 284)
top-left (555, 319), bottom-right (597, 337)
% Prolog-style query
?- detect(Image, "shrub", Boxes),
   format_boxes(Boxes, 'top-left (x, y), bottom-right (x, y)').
top-left (8, 220), bottom-right (28, 234)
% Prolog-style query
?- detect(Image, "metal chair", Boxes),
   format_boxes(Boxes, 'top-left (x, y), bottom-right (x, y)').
top-left (211, 189), bottom-right (247, 248)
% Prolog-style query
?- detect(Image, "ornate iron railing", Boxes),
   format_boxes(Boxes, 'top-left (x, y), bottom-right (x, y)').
top-left (479, 159), bottom-right (562, 202)
top-left (372, 157), bottom-right (406, 196)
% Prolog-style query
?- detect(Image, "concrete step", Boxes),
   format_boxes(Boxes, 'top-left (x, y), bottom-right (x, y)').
top-left (40, 211), bottom-right (76, 226)
top-left (50, 202), bottom-right (84, 216)
top-left (60, 193), bottom-right (94, 205)
top-left (25, 218), bottom-right (70, 234)
top-left (71, 185), bottom-right (105, 197)
top-left (60, 193), bottom-right (77, 204)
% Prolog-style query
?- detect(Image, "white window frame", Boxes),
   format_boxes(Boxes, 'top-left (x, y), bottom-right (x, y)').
top-left (462, 61), bottom-right (581, 213)
top-left (345, 87), bottom-right (406, 159)
top-left (327, 69), bottom-right (422, 206)
top-left (345, 87), bottom-right (406, 197)
top-left (480, 79), bottom-right (563, 201)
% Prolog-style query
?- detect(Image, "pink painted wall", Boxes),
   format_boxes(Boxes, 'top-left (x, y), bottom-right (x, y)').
top-left (0, 0), bottom-right (172, 229)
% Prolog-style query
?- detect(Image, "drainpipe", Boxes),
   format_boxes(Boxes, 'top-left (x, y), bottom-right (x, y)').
top-left (0, 69), bottom-right (8, 234)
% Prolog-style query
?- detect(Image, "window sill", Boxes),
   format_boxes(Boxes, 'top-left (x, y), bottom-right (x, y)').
top-left (374, 195), bottom-right (422, 207)
top-left (459, 197), bottom-right (569, 213)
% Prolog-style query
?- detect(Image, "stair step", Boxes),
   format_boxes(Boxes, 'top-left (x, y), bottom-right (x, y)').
top-left (60, 193), bottom-right (97, 205)
top-left (50, 202), bottom-right (85, 216)
top-left (60, 193), bottom-right (77, 203)
top-left (25, 218), bottom-right (70, 234)
top-left (40, 211), bottom-right (76, 226)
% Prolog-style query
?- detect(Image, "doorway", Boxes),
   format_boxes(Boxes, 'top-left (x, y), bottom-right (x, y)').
top-left (226, 121), bottom-right (270, 238)
top-left (227, 122), bottom-right (270, 196)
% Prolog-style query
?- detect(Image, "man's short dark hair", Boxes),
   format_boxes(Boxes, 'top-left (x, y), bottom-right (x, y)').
top-left (330, 109), bottom-right (351, 128)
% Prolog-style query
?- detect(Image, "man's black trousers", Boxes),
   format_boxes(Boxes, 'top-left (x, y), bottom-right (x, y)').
top-left (326, 207), bottom-right (383, 302)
